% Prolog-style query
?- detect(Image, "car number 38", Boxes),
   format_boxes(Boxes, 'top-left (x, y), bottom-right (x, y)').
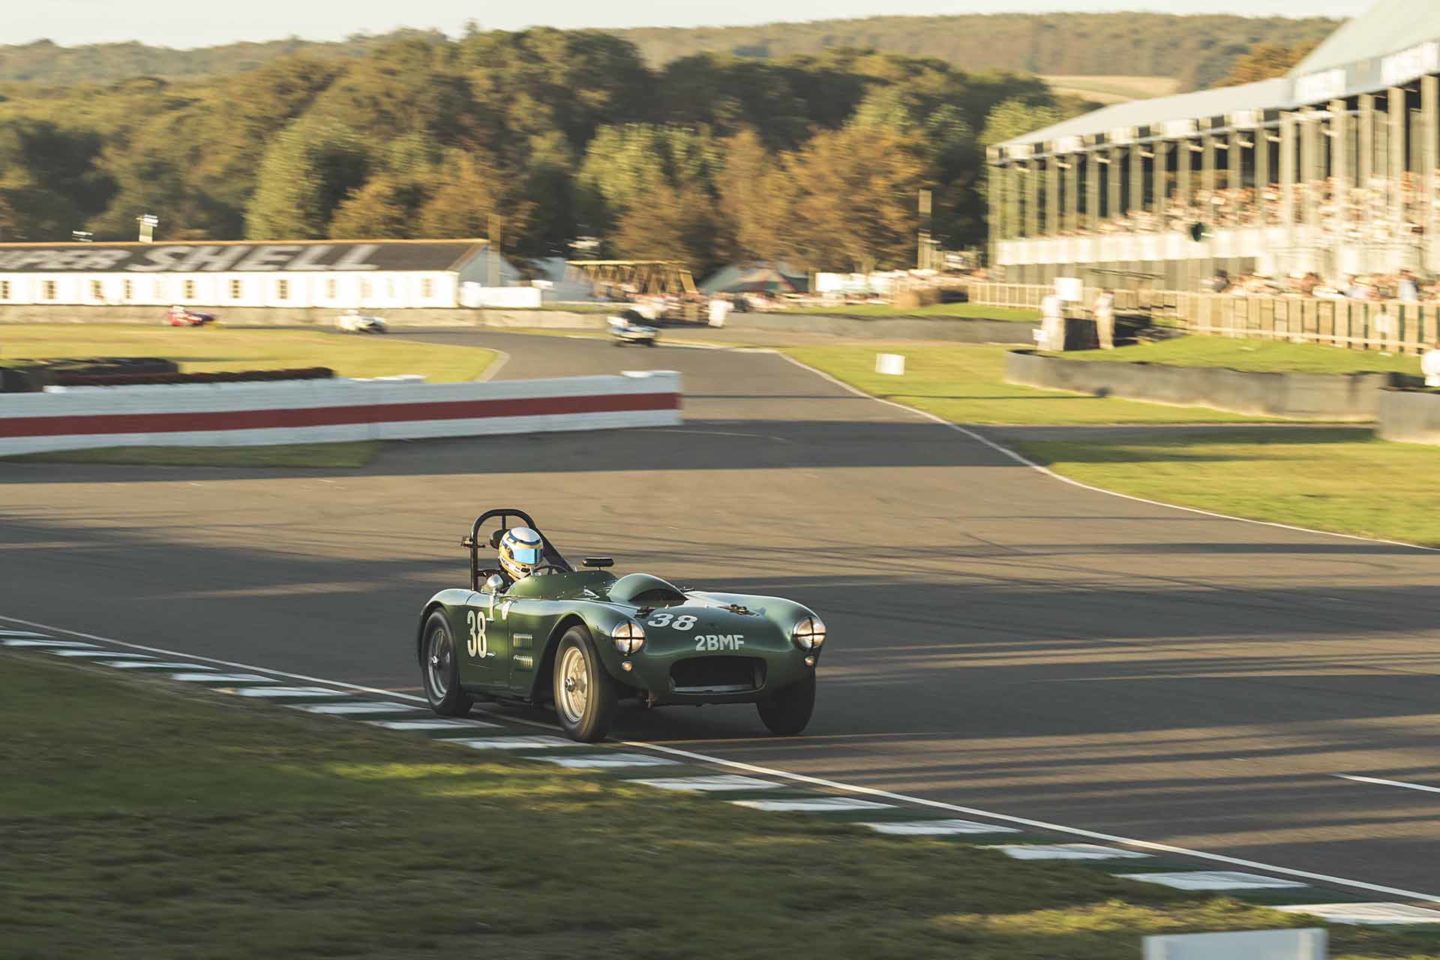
top-left (466, 609), bottom-right (489, 658)
top-left (647, 613), bottom-right (697, 630)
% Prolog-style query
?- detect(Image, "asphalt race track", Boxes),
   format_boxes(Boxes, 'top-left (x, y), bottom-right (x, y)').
top-left (6, 329), bottom-right (1440, 893)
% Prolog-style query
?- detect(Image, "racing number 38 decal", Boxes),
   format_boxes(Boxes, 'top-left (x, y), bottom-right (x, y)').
top-left (647, 613), bottom-right (696, 630)
top-left (466, 609), bottom-right (489, 658)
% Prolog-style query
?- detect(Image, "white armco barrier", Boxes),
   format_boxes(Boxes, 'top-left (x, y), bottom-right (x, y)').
top-left (0, 371), bottom-right (682, 455)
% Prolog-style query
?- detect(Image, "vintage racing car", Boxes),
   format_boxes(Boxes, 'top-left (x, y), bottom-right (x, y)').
top-left (417, 508), bottom-right (825, 741)
top-left (166, 305), bottom-right (217, 327)
top-left (336, 312), bottom-right (389, 334)
top-left (607, 309), bottom-right (659, 347)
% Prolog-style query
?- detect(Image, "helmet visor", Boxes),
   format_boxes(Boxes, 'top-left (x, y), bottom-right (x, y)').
top-left (511, 544), bottom-right (543, 565)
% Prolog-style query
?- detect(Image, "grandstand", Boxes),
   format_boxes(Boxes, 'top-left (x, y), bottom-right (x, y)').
top-left (987, 0), bottom-right (1440, 290)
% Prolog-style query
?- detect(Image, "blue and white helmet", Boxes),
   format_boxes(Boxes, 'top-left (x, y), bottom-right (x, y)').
top-left (498, 526), bottom-right (544, 582)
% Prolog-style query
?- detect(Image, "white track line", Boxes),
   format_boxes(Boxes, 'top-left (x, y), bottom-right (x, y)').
top-left (478, 349), bottom-right (511, 382)
top-left (775, 352), bottom-right (1440, 554)
top-left (9, 619), bottom-right (1440, 903)
top-left (1336, 774), bottom-right (1440, 795)
top-left (0, 614), bottom-right (429, 703)
top-left (621, 738), bottom-right (1440, 903)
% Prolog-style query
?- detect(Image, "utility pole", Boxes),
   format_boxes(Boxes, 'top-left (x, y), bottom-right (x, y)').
top-left (488, 214), bottom-right (504, 287)
top-left (917, 189), bottom-right (933, 270)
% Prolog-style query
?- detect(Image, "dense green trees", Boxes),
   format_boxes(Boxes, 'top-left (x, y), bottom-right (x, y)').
top-left (0, 29), bottom-right (1082, 271)
top-left (0, 16), bottom-right (1337, 92)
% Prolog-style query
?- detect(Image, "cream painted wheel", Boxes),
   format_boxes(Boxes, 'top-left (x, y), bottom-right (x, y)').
top-left (557, 644), bottom-right (590, 726)
top-left (551, 626), bottom-right (618, 742)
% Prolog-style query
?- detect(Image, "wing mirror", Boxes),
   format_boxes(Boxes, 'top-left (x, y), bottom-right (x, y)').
top-left (484, 573), bottom-right (507, 594)
top-left (583, 557), bottom-right (615, 569)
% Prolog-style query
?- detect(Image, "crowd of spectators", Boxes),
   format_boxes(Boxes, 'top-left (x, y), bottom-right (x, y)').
top-left (1202, 267), bottom-right (1436, 301)
top-left (1053, 174), bottom-right (1439, 246)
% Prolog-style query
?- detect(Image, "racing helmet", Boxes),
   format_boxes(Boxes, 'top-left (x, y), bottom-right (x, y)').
top-left (498, 526), bottom-right (545, 582)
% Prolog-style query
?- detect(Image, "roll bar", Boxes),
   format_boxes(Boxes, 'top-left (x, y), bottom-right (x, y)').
top-left (462, 508), bottom-right (574, 589)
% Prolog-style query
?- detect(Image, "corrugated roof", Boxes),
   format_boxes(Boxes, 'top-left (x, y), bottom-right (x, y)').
top-left (1291, 0), bottom-right (1440, 76)
top-left (999, 78), bottom-right (1290, 150)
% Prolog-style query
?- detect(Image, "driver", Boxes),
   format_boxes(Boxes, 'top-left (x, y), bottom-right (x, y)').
top-left (497, 526), bottom-right (545, 584)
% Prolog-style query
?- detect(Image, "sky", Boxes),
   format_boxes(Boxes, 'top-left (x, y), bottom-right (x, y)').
top-left (17, 0), bottom-right (1373, 49)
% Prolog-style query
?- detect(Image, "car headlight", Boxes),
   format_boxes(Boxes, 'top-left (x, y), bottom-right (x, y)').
top-left (611, 620), bottom-right (646, 655)
top-left (792, 616), bottom-right (826, 650)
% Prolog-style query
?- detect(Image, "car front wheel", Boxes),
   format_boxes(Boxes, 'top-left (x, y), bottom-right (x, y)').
top-left (552, 626), bottom-right (618, 742)
top-left (757, 672), bottom-right (815, 736)
top-left (421, 611), bottom-right (473, 717)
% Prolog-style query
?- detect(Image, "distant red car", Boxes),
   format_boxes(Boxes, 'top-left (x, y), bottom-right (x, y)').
top-left (166, 305), bottom-right (217, 327)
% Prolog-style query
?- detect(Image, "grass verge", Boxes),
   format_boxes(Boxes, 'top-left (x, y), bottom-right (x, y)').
top-left (3, 441), bottom-right (380, 468)
top-left (781, 302), bottom-right (1042, 322)
top-left (0, 324), bottom-right (497, 383)
top-left (3, 652), bottom-right (1432, 960)
top-left (1015, 429), bottom-right (1440, 546)
top-left (1064, 338), bottom-right (1423, 376)
top-left (786, 343), bottom-right (1440, 546)
top-left (785, 344), bottom-right (1279, 425)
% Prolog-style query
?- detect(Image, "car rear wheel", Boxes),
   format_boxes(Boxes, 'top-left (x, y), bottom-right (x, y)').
top-left (757, 672), bottom-right (815, 736)
top-left (421, 611), bottom-right (473, 717)
top-left (552, 626), bottom-right (618, 742)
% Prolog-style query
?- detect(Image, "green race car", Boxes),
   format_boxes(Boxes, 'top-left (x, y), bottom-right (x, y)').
top-left (417, 508), bottom-right (826, 741)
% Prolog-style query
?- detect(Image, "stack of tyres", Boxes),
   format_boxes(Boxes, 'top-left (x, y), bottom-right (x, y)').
top-left (0, 358), bottom-right (179, 393)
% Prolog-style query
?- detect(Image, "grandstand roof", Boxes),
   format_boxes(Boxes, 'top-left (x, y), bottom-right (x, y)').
top-left (997, 0), bottom-right (1440, 156)
top-left (997, 78), bottom-right (1289, 152)
top-left (1291, 0), bottom-right (1440, 77)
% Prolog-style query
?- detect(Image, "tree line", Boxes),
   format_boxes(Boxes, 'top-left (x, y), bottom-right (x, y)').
top-left (0, 30), bottom-right (1080, 274)
top-left (0, 14), bottom-right (1338, 91)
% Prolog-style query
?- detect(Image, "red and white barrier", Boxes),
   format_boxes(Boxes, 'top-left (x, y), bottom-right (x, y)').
top-left (0, 371), bottom-right (682, 455)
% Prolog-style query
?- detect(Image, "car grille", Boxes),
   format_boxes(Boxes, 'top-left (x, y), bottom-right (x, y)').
top-left (670, 656), bottom-right (765, 694)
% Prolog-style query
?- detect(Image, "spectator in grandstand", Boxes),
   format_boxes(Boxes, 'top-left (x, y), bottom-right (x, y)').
top-left (1092, 288), bottom-right (1116, 350)
top-left (1208, 269), bottom-right (1232, 294)
top-left (1398, 270), bottom-right (1420, 302)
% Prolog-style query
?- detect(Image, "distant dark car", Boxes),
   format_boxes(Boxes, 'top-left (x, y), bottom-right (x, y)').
top-left (166, 305), bottom-right (216, 327)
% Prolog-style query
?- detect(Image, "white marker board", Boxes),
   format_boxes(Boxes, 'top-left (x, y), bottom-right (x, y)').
top-left (1144, 928), bottom-right (1325, 960)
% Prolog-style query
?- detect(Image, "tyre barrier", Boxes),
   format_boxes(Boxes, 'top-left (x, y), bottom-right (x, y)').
top-left (1005, 349), bottom-right (1416, 421)
top-left (1, 357), bottom-right (181, 393)
top-left (53, 367), bottom-right (335, 388)
top-left (0, 371), bottom-right (682, 456)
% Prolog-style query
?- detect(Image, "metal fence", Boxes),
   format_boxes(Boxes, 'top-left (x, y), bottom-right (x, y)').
top-left (962, 282), bottom-right (1435, 355)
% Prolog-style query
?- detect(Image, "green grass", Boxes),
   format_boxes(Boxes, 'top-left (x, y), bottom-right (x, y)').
top-left (1038, 74), bottom-right (1182, 104)
top-left (782, 302), bottom-right (1042, 322)
top-left (786, 344), bottom-right (1278, 425)
top-left (0, 324), bottom-right (497, 383)
top-left (0, 325), bottom-right (496, 467)
top-left (787, 343), bottom-right (1440, 547)
top-left (3, 653), bottom-right (1432, 960)
top-left (1017, 428), bottom-right (1440, 546)
top-left (1066, 338), bottom-right (1423, 376)
top-left (4, 441), bottom-right (380, 468)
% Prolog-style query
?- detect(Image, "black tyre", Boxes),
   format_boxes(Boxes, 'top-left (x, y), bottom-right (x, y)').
top-left (757, 672), bottom-right (815, 736)
top-left (552, 626), bottom-right (619, 742)
top-left (644, 338), bottom-right (657, 347)
top-left (421, 611), bottom-right (473, 717)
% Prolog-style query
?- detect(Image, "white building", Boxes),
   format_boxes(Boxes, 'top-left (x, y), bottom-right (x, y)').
top-left (0, 239), bottom-right (521, 310)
